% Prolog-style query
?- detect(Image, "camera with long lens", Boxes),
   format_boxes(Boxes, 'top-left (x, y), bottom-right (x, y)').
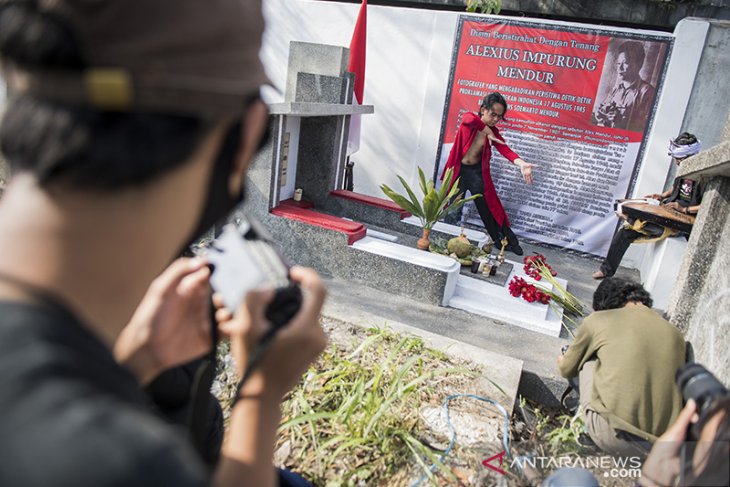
top-left (676, 363), bottom-right (728, 440)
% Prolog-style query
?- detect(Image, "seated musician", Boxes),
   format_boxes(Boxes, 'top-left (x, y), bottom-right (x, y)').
top-left (593, 132), bottom-right (703, 279)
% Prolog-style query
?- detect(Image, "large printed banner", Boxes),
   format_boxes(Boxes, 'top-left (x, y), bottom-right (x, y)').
top-left (435, 17), bottom-right (672, 257)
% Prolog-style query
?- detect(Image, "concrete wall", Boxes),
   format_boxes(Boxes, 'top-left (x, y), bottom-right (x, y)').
top-left (664, 107), bottom-right (730, 385)
top-left (681, 20), bottom-right (730, 149)
top-left (634, 19), bottom-right (730, 307)
top-left (680, 178), bottom-right (730, 385)
top-left (263, 0), bottom-right (457, 200)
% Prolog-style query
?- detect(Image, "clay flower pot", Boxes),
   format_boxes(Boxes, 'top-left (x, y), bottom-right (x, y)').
top-left (417, 228), bottom-right (431, 250)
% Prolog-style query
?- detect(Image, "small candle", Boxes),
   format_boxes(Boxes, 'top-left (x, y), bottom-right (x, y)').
top-left (293, 188), bottom-right (303, 202)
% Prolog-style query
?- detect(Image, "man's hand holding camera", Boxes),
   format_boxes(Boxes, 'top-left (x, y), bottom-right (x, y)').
top-left (595, 101), bottom-right (620, 127)
top-left (214, 266), bottom-right (328, 400)
top-left (641, 363), bottom-right (729, 486)
top-left (114, 258), bottom-right (212, 384)
top-left (115, 257), bottom-right (328, 400)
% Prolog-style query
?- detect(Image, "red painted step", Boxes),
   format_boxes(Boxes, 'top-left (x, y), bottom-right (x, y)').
top-left (330, 190), bottom-right (411, 219)
top-left (270, 204), bottom-right (367, 245)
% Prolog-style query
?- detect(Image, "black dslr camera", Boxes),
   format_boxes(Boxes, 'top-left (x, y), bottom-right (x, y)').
top-left (676, 363), bottom-right (728, 440)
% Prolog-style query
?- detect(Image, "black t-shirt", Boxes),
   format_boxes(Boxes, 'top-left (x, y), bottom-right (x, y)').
top-left (666, 176), bottom-right (704, 208)
top-left (677, 178), bottom-right (696, 204)
top-left (0, 301), bottom-right (209, 486)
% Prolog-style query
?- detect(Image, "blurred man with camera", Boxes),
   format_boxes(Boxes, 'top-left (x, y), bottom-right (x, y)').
top-left (0, 1), bottom-right (327, 486)
top-left (640, 363), bottom-right (729, 486)
top-left (557, 278), bottom-right (685, 457)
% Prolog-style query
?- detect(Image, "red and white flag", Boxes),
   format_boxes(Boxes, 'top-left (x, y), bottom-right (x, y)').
top-left (347, 0), bottom-right (367, 155)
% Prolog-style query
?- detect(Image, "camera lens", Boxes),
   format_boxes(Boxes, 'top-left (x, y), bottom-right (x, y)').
top-left (676, 363), bottom-right (728, 414)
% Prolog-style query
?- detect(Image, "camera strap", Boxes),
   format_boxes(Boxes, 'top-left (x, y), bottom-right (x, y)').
top-left (187, 294), bottom-right (220, 463)
top-left (560, 385), bottom-right (576, 412)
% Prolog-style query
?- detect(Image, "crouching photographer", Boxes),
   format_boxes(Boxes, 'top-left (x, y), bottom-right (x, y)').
top-left (557, 278), bottom-right (686, 457)
top-left (640, 364), bottom-right (730, 487)
top-left (0, 1), bottom-right (327, 485)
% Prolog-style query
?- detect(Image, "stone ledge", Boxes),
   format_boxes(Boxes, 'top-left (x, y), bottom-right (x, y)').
top-left (269, 102), bottom-right (374, 116)
top-left (677, 140), bottom-right (730, 178)
top-left (352, 236), bottom-right (461, 273)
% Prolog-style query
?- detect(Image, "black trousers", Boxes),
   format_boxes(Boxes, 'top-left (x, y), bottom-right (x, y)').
top-left (444, 163), bottom-right (519, 247)
top-left (600, 220), bottom-right (664, 277)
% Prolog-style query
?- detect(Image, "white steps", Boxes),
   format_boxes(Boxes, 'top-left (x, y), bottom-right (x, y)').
top-left (448, 260), bottom-right (566, 337)
top-left (359, 229), bottom-right (569, 337)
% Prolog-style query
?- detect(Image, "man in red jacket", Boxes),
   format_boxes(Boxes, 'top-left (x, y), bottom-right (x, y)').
top-left (441, 92), bottom-right (534, 255)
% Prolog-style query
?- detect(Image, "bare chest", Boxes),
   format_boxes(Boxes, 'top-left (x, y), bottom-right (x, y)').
top-left (462, 130), bottom-right (488, 165)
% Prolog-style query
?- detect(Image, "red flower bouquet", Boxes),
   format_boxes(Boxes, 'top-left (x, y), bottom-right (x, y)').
top-left (508, 276), bottom-right (551, 305)
top-left (509, 254), bottom-right (586, 337)
top-left (523, 254), bottom-right (557, 281)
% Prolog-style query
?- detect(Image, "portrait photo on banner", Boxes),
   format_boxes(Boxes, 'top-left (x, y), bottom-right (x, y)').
top-left (591, 38), bottom-right (669, 133)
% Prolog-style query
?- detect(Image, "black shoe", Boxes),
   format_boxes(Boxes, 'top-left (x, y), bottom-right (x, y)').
top-left (577, 432), bottom-right (597, 449)
top-left (507, 244), bottom-right (524, 256)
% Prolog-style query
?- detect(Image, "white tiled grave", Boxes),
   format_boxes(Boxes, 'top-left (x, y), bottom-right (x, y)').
top-left (351, 236), bottom-right (461, 306)
top-left (448, 260), bottom-right (566, 337)
top-left (363, 223), bottom-right (567, 337)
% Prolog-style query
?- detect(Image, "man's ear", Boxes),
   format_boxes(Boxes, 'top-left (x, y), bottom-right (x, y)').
top-left (228, 100), bottom-right (269, 195)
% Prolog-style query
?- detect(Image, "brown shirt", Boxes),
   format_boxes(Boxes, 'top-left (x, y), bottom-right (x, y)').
top-left (559, 304), bottom-right (685, 441)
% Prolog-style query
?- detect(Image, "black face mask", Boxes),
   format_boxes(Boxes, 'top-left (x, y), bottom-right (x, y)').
top-left (183, 121), bottom-right (245, 251)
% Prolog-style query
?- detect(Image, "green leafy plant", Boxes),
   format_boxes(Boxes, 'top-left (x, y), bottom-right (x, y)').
top-left (380, 167), bottom-right (480, 231)
top-left (275, 327), bottom-right (479, 485)
top-left (526, 399), bottom-right (585, 455)
top-left (543, 413), bottom-right (585, 453)
top-left (466, 0), bottom-right (502, 14)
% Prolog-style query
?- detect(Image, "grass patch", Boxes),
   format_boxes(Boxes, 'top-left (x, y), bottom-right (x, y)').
top-left (275, 325), bottom-right (481, 486)
top-left (213, 321), bottom-right (517, 486)
top-left (212, 322), bottom-right (631, 486)
top-left (522, 398), bottom-right (585, 455)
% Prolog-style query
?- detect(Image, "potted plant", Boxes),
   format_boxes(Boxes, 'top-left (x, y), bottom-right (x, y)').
top-left (380, 167), bottom-right (480, 250)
